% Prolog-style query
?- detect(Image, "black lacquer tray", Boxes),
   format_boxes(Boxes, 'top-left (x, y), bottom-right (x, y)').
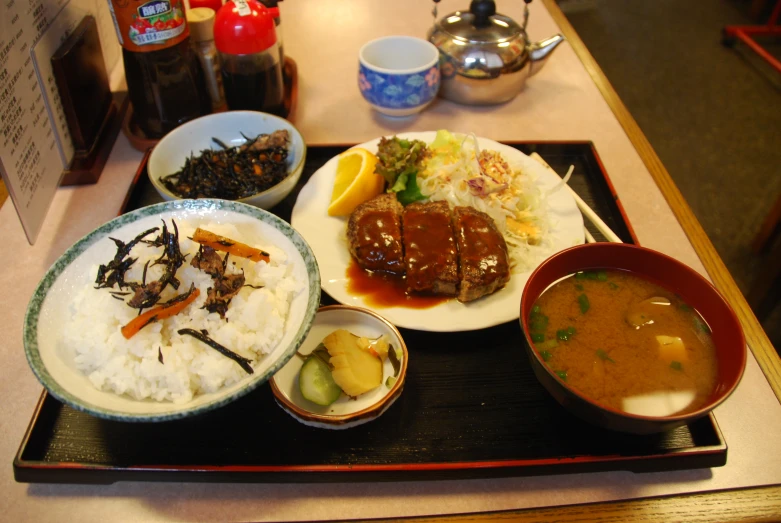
top-left (14, 142), bottom-right (726, 484)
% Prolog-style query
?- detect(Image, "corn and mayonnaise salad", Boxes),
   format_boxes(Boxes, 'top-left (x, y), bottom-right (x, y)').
top-left (416, 130), bottom-right (562, 273)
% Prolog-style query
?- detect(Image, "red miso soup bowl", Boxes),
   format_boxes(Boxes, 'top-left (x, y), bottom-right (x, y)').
top-left (520, 243), bottom-right (746, 434)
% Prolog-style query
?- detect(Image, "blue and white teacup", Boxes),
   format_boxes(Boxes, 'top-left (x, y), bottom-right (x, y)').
top-left (359, 36), bottom-right (441, 117)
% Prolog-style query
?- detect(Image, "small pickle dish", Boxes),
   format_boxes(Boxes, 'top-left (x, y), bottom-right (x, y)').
top-left (270, 305), bottom-right (408, 430)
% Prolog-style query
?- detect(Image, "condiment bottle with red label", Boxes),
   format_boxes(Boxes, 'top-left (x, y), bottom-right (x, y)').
top-left (214, 0), bottom-right (285, 117)
top-left (107, 0), bottom-right (212, 138)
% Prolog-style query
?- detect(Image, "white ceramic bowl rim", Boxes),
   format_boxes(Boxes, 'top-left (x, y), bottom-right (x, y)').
top-left (148, 111), bottom-right (307, 202)
top-left (359, 36), bottom-right (440, 75)
top-left (23, 199), bottom-right (321, 422)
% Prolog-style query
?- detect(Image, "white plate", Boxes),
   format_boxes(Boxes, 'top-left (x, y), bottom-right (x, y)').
top-left (270, 305), bottom-right (407, 430)
top-left (291, 132), bottom-right (584, 332)
top-left (23, 200), bottom-right (321, 422)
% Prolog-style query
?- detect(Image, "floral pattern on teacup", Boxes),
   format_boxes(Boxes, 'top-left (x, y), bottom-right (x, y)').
top-left (359, 63), bottom-right (441, 110)
top-left (358, 72), bottom-right (371, 91)
top-left (425, 67), bottom-right (440, 87)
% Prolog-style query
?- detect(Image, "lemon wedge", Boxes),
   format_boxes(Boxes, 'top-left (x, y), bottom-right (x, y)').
top-left (327, 148), bottom-right (384, 216)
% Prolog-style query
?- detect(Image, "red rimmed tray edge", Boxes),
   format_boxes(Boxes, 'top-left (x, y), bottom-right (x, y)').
top-left (13, 386), bottom-right (726, 483)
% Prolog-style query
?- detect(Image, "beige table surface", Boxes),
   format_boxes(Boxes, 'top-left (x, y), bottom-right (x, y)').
top-left (3, 1), bottom-right (780, 521)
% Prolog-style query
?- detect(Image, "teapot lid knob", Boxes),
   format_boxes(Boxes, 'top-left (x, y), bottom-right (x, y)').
top-left (469, 0), bottom-right (496, 28)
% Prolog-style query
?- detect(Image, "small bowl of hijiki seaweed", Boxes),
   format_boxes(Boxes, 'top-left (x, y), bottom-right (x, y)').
top-left (269, 305), bottom-right (408, 429)
top-left (148, 111), bottom-right (306, 210)
top-left (520, 243), bottom-right (746, 434)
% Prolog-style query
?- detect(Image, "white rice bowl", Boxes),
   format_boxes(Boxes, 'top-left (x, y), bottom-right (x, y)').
top-left (24, 200), bottom-right (320, 422)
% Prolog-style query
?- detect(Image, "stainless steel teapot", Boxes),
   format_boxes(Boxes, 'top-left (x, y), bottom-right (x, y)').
top-left (428, 0), bottom-right (564, 105)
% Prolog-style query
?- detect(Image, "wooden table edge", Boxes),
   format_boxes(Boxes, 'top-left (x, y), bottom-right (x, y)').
top-left (370, 485), bottom-right (781, 523)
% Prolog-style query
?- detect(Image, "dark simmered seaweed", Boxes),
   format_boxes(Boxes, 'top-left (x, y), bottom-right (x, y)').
top-left (96, 220), bottom-right (189, 312)
top-left (95, 226), bottom-right (159, 290)
top-left (160, 130), bottom-right (291, 199)
top-left (178, 328), bottom-right (254, 374)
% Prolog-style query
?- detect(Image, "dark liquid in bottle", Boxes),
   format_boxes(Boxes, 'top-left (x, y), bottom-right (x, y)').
top-left (123, 38), bottom-right (212, 138)
top-left (222, 64), bottom-right (285, 117)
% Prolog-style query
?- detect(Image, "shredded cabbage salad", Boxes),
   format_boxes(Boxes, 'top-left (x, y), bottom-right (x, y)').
top-left (417, 130), bottom-right (561, 273)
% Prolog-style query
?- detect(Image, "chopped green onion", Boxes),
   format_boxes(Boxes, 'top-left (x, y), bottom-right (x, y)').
top-left (586, 271), bottom-right (598, 280)
top-left (532, 304), bottom-right (541, 314)
top-left (608, 282), bottom-right (619, 290)
top-left (531, 332), bottom-right (545, 343)
top-left (578, 294), bottom-right (590, 314)
top-left (694, 318), bottom-right (712, 334)
top-left (536, 339), bottom-right (559, 350)
top-left (555, 370), bottom-right (568, 381)
top-left (679, 303), bottom-right (693, 312)
top-left (575, 271), bottom-right (587, 280)
top-left (597, 270), bottom-right (608, 281)
top-left (557, 327), bottom-right (576, 341)
top-left (540, 350), bottom-right (553, 362)
top-left (596, 349), bottom-right (615, 363)
top-left (670, 361), bottom-right (683, 371)
top-left (529, 312), bottom-right (548, 332)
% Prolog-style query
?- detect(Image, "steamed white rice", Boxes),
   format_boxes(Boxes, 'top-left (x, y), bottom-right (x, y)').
top-left (63, 220), bottom-right (305, 404)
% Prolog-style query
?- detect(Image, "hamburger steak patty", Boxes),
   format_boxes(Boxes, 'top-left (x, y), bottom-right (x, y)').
top-left (402, 201), bottom-right (458, 294)
top-left (452, 206), bottom-right (511, 302)
top-left (347, 195), bottom-right (511, 302)
top-left (347, 193), bottom-right (405, 274)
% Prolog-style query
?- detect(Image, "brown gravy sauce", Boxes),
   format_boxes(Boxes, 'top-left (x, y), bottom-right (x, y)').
top-left (346, 260), bottom-right (451, 309)
top-left (403, 203), bottom-right (457, 291)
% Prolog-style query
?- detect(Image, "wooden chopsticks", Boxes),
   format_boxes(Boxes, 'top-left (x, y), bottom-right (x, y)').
top-left (529, 152), bottom-right (623, 244)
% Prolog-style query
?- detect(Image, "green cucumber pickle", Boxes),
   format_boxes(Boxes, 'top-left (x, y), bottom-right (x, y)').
top-left (299, 355), bottom-right (342, 406)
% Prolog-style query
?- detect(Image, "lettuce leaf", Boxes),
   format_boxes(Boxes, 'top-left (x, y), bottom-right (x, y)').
top-left (375, 136), bottom-right (428, 191)
top-left (396, 173), bottom-right (426, 205)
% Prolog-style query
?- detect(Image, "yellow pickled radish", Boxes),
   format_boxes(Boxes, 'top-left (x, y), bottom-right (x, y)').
top-left (323, 329), bottom-right (382, 397)
top-left (327, 148), bottom-right (384, 216)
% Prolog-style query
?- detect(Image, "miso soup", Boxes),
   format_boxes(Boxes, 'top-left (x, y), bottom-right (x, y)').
top-left (529, 269), bottom-right (718, 416)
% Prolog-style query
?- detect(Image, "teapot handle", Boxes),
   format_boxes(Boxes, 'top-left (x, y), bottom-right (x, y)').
top-left (522, 0), bottom-right (532, 31)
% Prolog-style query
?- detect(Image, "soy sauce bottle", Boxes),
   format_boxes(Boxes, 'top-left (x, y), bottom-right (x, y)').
top-left (259, 0), bottom-right (284, 64)
top-left (214, 0), bottom-right (285, 117)
top-left (107, 0), bottom-right (212, 138)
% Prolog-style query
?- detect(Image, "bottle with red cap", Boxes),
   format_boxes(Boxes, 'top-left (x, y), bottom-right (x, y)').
top-left (214, 0), bottom-right (285, 116)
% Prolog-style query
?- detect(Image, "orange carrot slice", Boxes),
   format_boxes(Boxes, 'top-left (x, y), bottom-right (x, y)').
top-left (191, 228), bottom-right (270, 263)
top-left (121, 287), bottom-right (200, 339)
